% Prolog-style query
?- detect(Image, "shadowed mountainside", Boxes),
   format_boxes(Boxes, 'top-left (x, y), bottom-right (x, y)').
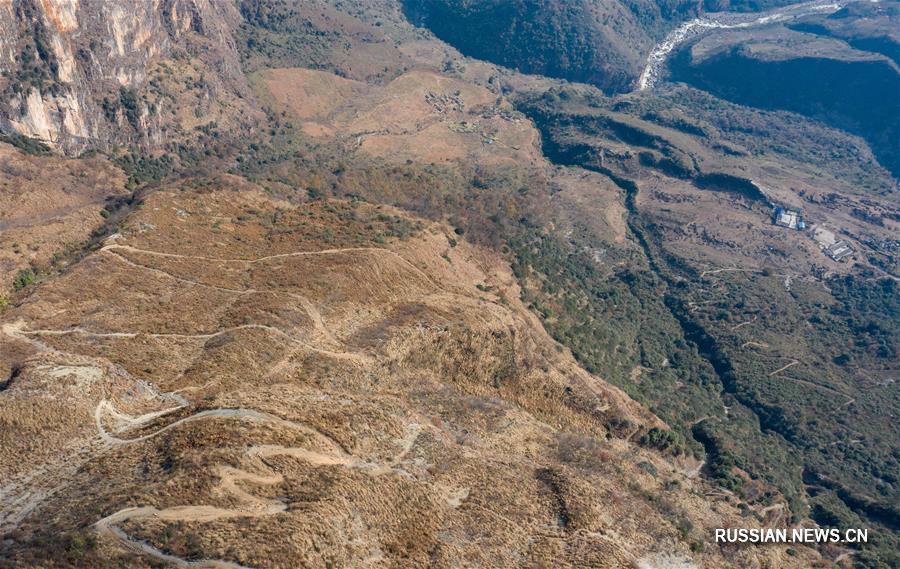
top-left (669, 26), bottom-right (900, 177)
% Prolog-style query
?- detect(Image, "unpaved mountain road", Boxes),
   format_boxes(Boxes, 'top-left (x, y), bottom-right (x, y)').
top-left (101, 242), bottom-right (441, 288)
top-left (21, 322), bottom-right (370, 363)
top-left (93, 401), bottom-right (424, 568)
top-left (4, 320), bottom-right (424, 567)
top-left (0, 240), bottom-right (433, 564)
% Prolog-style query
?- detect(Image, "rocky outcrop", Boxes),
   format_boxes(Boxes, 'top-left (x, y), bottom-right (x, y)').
top-left (0, 0), bottom-right (255, 152)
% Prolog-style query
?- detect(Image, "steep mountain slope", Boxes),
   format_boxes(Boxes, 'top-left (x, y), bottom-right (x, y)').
top-left (0, 139), bottom-right (126, 295)
top-left (669, 25), bottom-right (900, 177)
top-left (401, 0), bottom-right (700, 93)
top-left (399, 0), bottom-right (813, 93)
top-left (401, 0), bottom-right (899, 180)
top-left (0, 0), bottom-right (897, 566)
top-left (0, 182), bottom-right (818, 568)
top-left (788, 2), bottom-right (900, 65)
top-left (515, 85), bottom-right (899, 567)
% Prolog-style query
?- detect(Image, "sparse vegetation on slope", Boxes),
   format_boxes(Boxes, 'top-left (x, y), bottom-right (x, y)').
top-left (1, 0), bottom-right (896, 566)
top-left (518, 87), bottom-right (900, 567)
top-left (1, 184), bottom-right (808, 568)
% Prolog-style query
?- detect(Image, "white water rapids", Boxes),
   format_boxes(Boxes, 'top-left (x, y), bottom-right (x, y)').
top-left (637, 0), bottom-right (849, 91)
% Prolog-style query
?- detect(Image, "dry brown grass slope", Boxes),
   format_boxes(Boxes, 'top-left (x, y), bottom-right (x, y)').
top-left (0, 141), bottom-right (127, 293)
top-left (0, 181), bottom-right (823, 568)
top-left (256, 67), bottom-right (542, 167)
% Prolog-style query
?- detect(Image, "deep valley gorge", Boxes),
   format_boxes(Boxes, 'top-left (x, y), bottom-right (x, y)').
top-left (0, 1), bottom-right (897, 568)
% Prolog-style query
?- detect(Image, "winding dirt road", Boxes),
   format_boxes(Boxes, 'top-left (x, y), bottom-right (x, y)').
top-left (21, 322), bottom-right (369, 363)
top-left (101, 242), bottom-right (441, 289)
top-left (92, 401), bottom-right (421, 568)
top-left (0, 240), bottom-right (437, 567)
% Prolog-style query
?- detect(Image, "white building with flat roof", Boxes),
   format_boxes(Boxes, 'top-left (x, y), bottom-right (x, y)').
top-left (774, 208), bottom-right (802, 230)
top-left (826, 241), bottom-right (854, 262)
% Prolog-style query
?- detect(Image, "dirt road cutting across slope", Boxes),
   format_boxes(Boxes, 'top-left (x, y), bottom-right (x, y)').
top-left (93, 401), bottom-right (424, 568)
top-left (21, 323), bottom-right (371, 363)
top-left (101, 242), bottom-right (442, 289)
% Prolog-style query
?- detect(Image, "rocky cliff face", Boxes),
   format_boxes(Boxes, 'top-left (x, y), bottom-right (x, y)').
top-left (0, 0), bottom-right (256, 152)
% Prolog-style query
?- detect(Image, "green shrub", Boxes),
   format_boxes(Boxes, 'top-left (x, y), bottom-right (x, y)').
top-left (13, 268), bottom-right (36, 291)
top-left (640, 427), bottom-right (686, 455)
top-left (0, 133), bottom-right (51, 156)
